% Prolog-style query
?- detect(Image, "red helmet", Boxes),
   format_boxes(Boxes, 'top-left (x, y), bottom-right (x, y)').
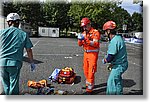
top-left (80, 17), bottom-right (91, 27)
top-left (103, 21), bottom-right (116, 30)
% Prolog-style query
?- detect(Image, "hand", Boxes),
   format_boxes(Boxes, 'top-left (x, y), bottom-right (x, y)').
top-left (102, 59), bottom-right (106, 64)
top-left (30, 63), bottom-right (36, 72)
top-left (78, 33), bottom-right (84, 40)
top-left (85, 39), bottom-right (91, 45)
top-left (104, 55), bottom-right (108, 58)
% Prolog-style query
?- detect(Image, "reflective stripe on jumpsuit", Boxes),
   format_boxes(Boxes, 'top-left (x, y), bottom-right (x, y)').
top-left (78, 27), bottom-right (100, 93)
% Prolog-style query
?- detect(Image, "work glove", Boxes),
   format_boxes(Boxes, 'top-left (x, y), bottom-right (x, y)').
top-left (78, 33), bottom-right (84, 40)
top-left (30, 63), bottom-right (36, 72)
top-left (102, 59), bottom-right (106, 64)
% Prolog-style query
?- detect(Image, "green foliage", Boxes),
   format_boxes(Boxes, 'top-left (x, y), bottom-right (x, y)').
top-left (2, 1), bottom-right (143, 35)
top-left (3, 2), bottom-right (41, 30)
top-left (68, 2), bottom-right (127, 30)
top-left (132, 12), bottom-right (143, 32)
top-left (42, 2), bottom-right (71, 30)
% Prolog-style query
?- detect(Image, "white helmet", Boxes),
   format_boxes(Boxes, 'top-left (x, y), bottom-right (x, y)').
top-left (6, 13), bottom-right (20, 21)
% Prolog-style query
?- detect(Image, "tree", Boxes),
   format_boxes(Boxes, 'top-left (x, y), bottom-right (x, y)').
top-left (3, 0), bottom-right (140, 37)
top-left (3, 2), bottom-right (42, 31)
top-left (13, 2), bottom-right (41, 30)
top-left (2, 2), bottom-right (15, 17)
top-left (67, 1), bottom-right (127, 32)
top-left (42, 2), bottom-right (71, 31)
top-left (111, 6), bottom-right (132, 32)
top-left (132, 12), bottom-right (143, 32)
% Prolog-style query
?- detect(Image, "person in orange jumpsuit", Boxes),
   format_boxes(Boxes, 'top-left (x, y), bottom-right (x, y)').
top-left (78, 17), bottom-right (100, 94)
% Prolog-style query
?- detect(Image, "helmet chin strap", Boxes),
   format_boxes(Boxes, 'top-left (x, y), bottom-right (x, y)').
top-left (85, 30), bottom-right (89, 34)
top-left (108, 33), bottom-right (111, 41)
top-left (106, 30), bottom-right (111, 41)
top-left (85, 27), bottom-right (91, 34)
top-left (108, 33), bottom-right (116, 41)
top-left (106, 31), bottom-right (112, 41)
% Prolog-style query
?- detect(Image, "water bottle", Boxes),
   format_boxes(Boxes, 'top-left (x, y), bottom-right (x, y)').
top-left (107, 64), bottom-right (113, 71)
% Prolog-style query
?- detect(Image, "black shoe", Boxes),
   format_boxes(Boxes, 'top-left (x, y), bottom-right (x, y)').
top-left (83, 92), bottom-right (93, 95)
top-left (82, 86), bottom-right (87, 89)
top-left (82, 86), bottom-right (95, 89)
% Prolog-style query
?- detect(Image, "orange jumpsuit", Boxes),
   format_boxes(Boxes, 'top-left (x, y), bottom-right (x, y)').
top-left (78, 28), bottom-right (100, 93)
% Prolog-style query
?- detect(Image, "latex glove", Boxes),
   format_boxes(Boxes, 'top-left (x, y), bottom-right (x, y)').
top-left (78, 33), bottom-right (84, 40)
top-left (30, 63), bottom-right (36, 72)
top-left (102, 59), bottom-right (106, 64)
top-left (104, 55), bottom-right (108, 59)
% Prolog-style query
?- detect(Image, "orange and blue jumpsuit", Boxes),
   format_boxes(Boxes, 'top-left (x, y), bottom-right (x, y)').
top-left (78, 28), bottom-right (100, 93)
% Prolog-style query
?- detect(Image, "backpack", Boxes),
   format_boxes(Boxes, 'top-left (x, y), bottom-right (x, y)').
top-left (58, 67), bottom-right (76, 84)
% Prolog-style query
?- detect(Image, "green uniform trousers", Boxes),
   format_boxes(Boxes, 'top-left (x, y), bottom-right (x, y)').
top-left (106, 63), bottom-right (128, 95)
top-left (0, 66), bottom-right (21, 95)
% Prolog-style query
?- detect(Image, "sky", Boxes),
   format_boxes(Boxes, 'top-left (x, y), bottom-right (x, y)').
top-left (39, 0), bottom-right (142, 15)
top-left (119, 0), bottom-right (142, 15)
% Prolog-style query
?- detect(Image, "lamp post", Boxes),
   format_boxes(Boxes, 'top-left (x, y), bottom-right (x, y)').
top-left (122, 24), bottom-right (127, 37)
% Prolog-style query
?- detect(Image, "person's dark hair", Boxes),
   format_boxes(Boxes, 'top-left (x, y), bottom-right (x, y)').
top-left (110, 29), bottom-right (117, 35)
top-left (7, 20), bottom-right (20, 27)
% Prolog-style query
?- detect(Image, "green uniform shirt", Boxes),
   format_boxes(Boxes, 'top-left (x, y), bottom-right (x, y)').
top-left (0, 26), bottom-right (33, 66)
top-left (107, 35), bottom-right (128, 65)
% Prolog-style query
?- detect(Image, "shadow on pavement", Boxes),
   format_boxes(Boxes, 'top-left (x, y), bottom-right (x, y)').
top-left (94, 83), bottom-right (107, 88)
top-left (74, 76), bottom-right (81, 84)
top-left (123, 79), bottom-right (136, 87)
top-left (124, 90), bottom-right (143, 95)
top-left (23, 57), bottom-right (44, 64)
top-left (81, 79), bottom-right (138, 95)
top-left (123, 79), bottom-right (143, 95)
top-left (81, 83), bottom-right (107, 95)
top-left (92, 83), bottom-right (107, 95)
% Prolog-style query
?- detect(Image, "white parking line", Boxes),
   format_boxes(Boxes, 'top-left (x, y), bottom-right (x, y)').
top-left (126, 43), bottom-right (142, 49)
top-left (100, 50), bottom-right (106, 54)
top-left (33, 40), bottom-right (40, 47)
top-left (35, 54), bottom-right (73, 56)
top-left (34, 54), bottom-right (83, 56)
top-left (25, 40), bottom-right (142, 68)
top-left (125, 43), bottom-right (143, 67)
top-left (23, 40), bottom-right (40, 56)
top-left (128, 60), bottom-right (143, 68)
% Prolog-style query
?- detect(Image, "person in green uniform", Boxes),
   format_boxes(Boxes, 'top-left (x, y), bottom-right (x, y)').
top-left (0, 13), bottom-right (35, 95)
top-left (102, 21), bottom-right (128, 95)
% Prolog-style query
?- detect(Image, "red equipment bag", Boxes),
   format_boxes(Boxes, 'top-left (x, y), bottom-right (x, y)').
top-left (58, 67), bottom-right (76, 84)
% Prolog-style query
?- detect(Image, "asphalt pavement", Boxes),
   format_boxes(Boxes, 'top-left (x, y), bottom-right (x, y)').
top-left (1, 37), bottom-right (143, 95)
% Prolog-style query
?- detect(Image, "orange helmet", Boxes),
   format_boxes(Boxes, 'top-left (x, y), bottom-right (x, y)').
top-left (81, 17), bottom-right (91, 27)
top-left (103, 21), bottom-right (116, 30)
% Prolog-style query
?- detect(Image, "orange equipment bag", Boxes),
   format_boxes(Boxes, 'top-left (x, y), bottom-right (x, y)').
top-left (27, 79), bottom-right (47, 89)
top-left (58, 67), bottom-right (76, 84)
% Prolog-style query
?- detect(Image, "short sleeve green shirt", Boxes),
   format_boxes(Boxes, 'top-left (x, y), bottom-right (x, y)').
top-left (0, 27), bottom-right (33, 66)
top-left (107, 35), bottom-right (128, 65)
